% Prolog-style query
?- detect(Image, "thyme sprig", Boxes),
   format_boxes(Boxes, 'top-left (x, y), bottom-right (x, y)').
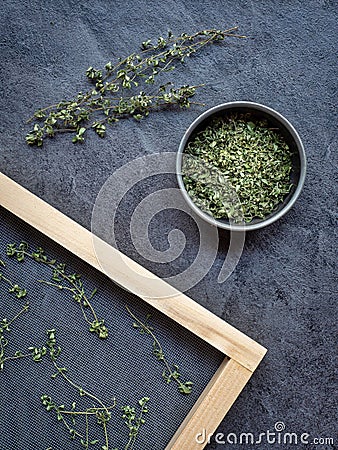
top-left (1, 302), bottom-right (28, 370)
top-left (0, 259), bottom-right (27, 298)
top-left (42, 329), bottom-right (115, 449)
top-left (122, 397), bottom-right (150, 450)
top-left (43, 330), bottom-right (148, 450)
top-left (0, 260), bottom-right (37, 370)
top-left (26, 27), bottom-right (245, 146)
top-left (6, 243), bottom-right (108, 339)
top-left (0, 301), bottom-right (49, 370)
top-left (126, 306), bottom-right (193, 395)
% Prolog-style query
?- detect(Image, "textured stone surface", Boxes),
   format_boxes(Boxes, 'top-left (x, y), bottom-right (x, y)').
top-left (0, 0), bottom-right (336, 448)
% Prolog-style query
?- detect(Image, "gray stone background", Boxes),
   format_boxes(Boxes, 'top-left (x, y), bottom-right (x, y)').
top-left (0, 0), bottom-right (337, 449)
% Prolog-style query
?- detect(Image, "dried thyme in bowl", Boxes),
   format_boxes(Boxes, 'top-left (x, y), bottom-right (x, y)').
top-left (182, 113), bottom-right (293, 223)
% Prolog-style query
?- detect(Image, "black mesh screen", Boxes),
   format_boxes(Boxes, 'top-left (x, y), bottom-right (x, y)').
top-left (0, 206), bottom-right (224, 450)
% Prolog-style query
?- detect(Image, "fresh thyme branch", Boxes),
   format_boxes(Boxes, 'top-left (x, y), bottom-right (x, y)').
top-left (0, 301), bottom-right (39, 371)
top-left (42, 329), bottom-right (114, 449)
top-left (42, 329), bottom-right (149, 450)
top-left (0, 261), bottom-right (47, 371)
top-left (0, 259), bottom-right (27, 298)
top-left (6, 242), bottom-right (108, 339)
top-left (26, 27), bottom-right (245, 146)
top-left (0, 259), bottom-right (35, 371)
top-left (121, 397), bottom-right (150, 450)
top-left (126, 305), bottom-right (193, 395)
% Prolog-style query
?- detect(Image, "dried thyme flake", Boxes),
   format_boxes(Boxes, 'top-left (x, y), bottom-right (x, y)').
top-left (182, 113), bottom-right (293, 222)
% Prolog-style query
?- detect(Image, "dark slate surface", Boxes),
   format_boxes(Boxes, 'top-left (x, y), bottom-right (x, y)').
top-left (0, 0), bottom-right (337, 449)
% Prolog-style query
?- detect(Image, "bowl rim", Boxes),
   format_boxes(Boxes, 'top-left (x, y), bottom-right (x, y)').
top-left (176, 101), bottom-right (307, 231)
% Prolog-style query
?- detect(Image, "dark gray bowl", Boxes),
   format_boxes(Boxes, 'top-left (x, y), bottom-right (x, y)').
top-left (176, 101), bottom-right (306, 231)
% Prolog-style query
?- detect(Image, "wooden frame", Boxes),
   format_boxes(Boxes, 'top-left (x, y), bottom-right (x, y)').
top-left (0, 172), bottom-right (266, 449)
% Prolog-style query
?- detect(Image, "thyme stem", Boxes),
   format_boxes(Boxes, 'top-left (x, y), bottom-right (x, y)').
top-left (6, 243), bottom-right (108, 339)
top-left (26, 27), bottom-right (245, 146)
top-left (126, 305), bottom-right (193, 394)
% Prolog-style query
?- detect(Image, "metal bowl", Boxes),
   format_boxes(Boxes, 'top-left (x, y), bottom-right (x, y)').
top-left (176, 101), bottom-right (307, 231)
